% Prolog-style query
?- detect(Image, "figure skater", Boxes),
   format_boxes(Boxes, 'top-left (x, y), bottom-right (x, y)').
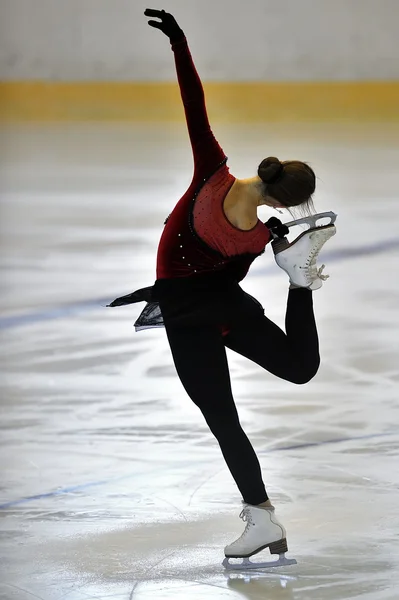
top-left (109, 8), bottom-right (336, 569)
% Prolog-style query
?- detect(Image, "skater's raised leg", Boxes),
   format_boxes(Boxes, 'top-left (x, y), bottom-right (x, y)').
top-left (224, 220), bottom-right (337, 382)
top-left (224, 287), bottom-right (320, 384)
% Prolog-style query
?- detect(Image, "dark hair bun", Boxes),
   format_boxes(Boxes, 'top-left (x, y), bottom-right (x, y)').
top-left (258, 157), bottom-right (284, 184)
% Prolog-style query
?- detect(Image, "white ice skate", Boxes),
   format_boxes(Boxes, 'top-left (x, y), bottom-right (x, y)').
top-left (222, 505), bottom-right (297, 571)
top-left (272, 211), bottom-right (337, 290)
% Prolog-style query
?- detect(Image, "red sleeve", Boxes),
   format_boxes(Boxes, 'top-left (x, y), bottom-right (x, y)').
top-left (171, 37), bottom-right (226, 181)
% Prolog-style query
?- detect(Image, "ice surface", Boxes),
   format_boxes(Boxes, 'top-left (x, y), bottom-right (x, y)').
top-left (0, 122), bottom-right (398, 600)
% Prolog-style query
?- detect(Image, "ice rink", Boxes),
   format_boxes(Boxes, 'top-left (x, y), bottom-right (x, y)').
top-left (1, 121), bottom-right (399, 600)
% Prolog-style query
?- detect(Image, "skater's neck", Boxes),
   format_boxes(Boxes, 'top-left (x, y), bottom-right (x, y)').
top-left (234, 177), bottom-right (284, 210)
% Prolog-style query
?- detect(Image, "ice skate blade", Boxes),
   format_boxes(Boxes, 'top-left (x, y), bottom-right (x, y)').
top-left (284, 211), bottom-right (337, 230)
top-left (223, 554), bottom-right (297, 571)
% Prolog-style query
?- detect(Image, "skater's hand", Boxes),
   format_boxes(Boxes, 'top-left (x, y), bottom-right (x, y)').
top-left (265, 217), bottom-right (289, 239)
top-left (144, 8), bottom-right (184, 43)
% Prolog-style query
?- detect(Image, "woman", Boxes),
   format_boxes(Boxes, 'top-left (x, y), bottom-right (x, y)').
top-left (109, 9), bottom-right (336, 568)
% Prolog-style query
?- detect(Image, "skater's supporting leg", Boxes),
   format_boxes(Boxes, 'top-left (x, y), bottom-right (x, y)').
top-left (224, 288), bottom-right (320, 384)
top-left (164, 323), bottom-right (268, 505)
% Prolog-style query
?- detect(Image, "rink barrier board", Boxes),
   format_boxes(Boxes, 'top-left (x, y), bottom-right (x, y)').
top-left (0, 81), bottom-right (399, 121)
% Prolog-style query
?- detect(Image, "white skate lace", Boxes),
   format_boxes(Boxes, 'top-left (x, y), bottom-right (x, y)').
top-left (316, 264), bottom-right (329, 280)
top-left (302, 241), bottom-right (330, 283)
top-left (236, 507), bottom-right (254, 541)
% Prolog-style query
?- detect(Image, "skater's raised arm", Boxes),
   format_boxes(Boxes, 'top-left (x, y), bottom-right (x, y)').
top-left (145, 9), bottom-right (226, 180)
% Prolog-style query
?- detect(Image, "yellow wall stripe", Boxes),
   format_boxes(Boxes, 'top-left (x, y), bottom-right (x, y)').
top-left (1, 81), bottom-right (398, 121)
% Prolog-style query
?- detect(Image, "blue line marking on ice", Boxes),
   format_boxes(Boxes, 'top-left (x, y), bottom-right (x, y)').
top-left (0, 430), bottom-right (396, 509)
top-left (0, 300), bottom-right (109, 330)
top-left (258, 431), bottom-right (396, 453)
top-left (1, 238), bottom-right (399, 331)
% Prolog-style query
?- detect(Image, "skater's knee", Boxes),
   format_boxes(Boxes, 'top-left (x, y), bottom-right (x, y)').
top-left (291, 372), bottom-right (314, 385)
top-left (290, 358), bottom-right (320, 385)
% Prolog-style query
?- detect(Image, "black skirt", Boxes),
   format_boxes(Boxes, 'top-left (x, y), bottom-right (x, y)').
top-left (108, 268), bottom-right (265, 332)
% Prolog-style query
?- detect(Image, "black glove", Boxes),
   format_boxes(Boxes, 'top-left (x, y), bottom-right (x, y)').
top-left (265, 217), bottom-right (289, 239)
top-left (144, 8), bottom-right (184, 43)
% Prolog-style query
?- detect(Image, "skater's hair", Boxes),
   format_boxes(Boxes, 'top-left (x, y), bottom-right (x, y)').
top-left (258, 157), bottom-right (316, 213)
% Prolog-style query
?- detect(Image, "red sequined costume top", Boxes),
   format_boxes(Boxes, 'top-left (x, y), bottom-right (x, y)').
top-left (156, 36), bottom-right (271, 281)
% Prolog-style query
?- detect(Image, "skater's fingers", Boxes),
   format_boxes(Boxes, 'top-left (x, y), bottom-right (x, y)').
top-left (144, 9), bottom-right (164, 18)
top-left (147, 20), bottom-right (164, 30)
top-left (144, 8), bottom-right (183, 41)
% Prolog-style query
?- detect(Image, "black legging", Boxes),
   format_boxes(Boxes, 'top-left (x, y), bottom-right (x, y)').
top-left (164, 288), bottom-right (320, 505)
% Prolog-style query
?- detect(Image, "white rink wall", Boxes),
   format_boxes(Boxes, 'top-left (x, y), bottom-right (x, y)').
top-left (1, 0), bottom-right (399, 81)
